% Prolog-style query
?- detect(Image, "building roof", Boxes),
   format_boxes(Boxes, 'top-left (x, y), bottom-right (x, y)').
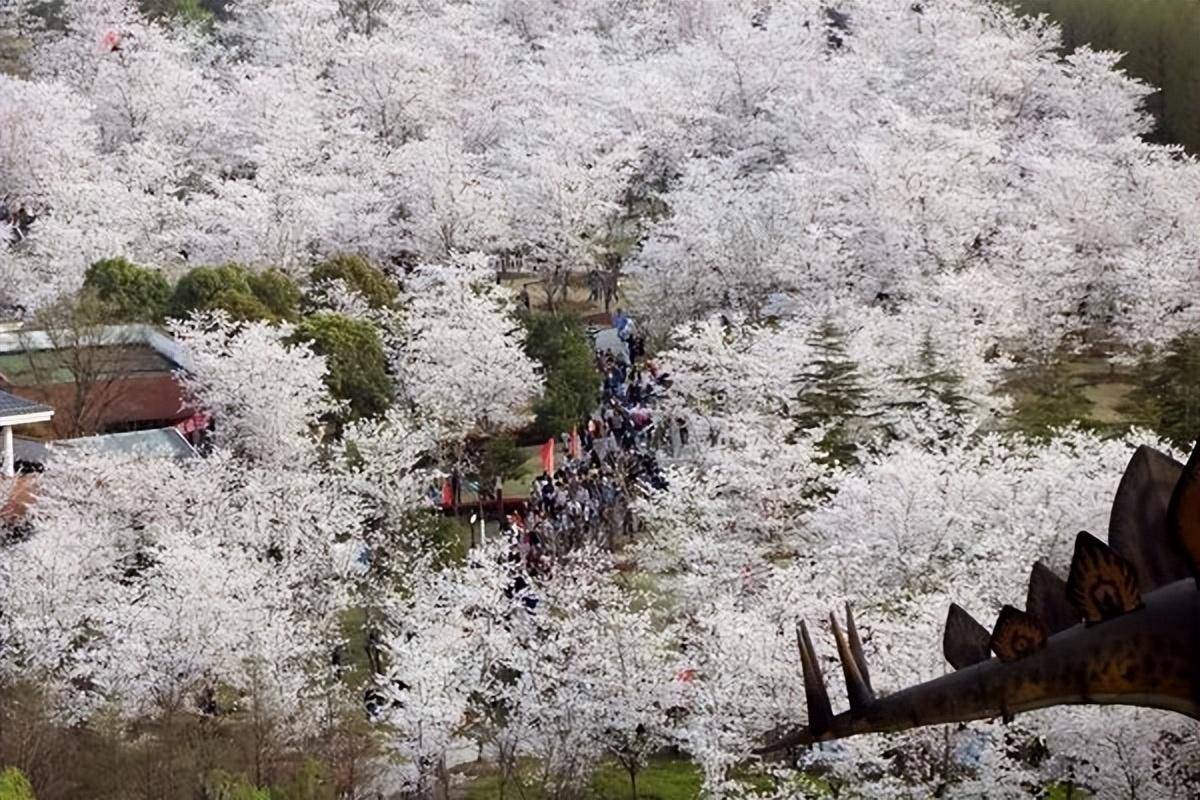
top-left (13, 428), bottom-right (198, 466)
top-left (0, 389), bottom-right (53, 421)
top-left (0, 344), bottom-right (179, 387)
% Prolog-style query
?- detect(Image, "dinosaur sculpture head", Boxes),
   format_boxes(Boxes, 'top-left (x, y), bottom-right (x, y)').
top-left (760, 437), bottom-right (1200, 752)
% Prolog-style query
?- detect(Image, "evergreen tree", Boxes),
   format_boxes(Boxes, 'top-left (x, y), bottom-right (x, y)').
top-left (289, 313), bottom-right (393, 423)
top-left (521, 312), bottom-right (600, 438)
top-left (886, 329), bottom-right (973, 442)
top-left (792, 320), bottom-right (871, 466)
top-left (1123, 333), bottom-right (1200, 449)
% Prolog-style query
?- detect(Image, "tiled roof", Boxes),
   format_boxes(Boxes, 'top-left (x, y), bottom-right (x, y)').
top-left (59, 428), bottom-right (198, 460)
top-left (14, 428), bottom-right (198, 466)
top-left (0, 389), bottom-right (52, 418)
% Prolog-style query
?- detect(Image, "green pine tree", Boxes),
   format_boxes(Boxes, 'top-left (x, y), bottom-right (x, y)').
top-left (887, 329), bottom-right (972, 439)
top-left (1122, 333), bottom-right (1200, 449)
top-left (792, 320), bottom-right (871, 466)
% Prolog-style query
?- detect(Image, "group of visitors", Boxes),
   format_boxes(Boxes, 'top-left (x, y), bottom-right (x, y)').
top-left (612, 307), bottom-right (646, 364)
top-left (504, 312), bottom-right (670, 570)
top-left (586, 269), bottom-right (620, 313)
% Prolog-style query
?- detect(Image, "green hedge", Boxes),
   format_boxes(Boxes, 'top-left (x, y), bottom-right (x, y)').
top-left (289, 313), bottom-right (393, 421)
top-left (169, 264), bottom-right (299, 322)
top-left (83, 257), bottom-right (171, 323)
top-left (0, 767), bottom-right (35, 800)
top-left (310, 255), bottom-right (397, 309)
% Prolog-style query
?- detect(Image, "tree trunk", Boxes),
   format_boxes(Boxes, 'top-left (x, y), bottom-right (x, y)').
top-left (438, 755), bottom-right (451, 800)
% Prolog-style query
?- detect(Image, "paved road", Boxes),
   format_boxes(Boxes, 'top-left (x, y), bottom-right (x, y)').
top-left (591, 326), bottom-right (628, 363)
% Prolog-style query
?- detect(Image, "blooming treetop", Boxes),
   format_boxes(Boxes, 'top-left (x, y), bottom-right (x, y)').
top-left (5, 0), bottom-right (1195, 358)
top-left (0, 309), bottom-right (368, 739)
top-left (390, 256), bottom-right (542, 438)
top-left (0, 447), bottom-right (361, 736)
top-left (638, 428), bottom-right (1200, 796)
top-left (169, 312), bottom-right (338, 465)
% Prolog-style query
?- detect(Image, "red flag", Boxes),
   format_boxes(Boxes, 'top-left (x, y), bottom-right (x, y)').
top-left (540, 438), bottom-right (555, 474)
top-left (568, 427), bottom-right (581, 460)
top-left (441, 479), bottom-right (453, 509)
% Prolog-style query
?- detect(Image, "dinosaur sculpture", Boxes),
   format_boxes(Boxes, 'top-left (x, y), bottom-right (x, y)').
top-left (761, 438), bottom-right (1200, 751)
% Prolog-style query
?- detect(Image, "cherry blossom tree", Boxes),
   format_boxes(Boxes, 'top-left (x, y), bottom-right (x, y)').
top-left (0, 309), bottom-right (369, 782)
top-left (377, 543), bottom-right (523, 796)
top-left (169, 311), bottom-right (338, 464)
top-left (390, 256), bottom-right (541, 438)
top-left (627, 0), bottom-right (1200, 354)
top-left (5, 0), bottom-right (1200, 794)
top-left (377, 547), bottom-right (682, 799)
top-left (0, 446), bottom-right (361, 755)
top-left (502, 552), bottom-right (681, 800)
top-left (641, 426), bottom-right (1195, 796)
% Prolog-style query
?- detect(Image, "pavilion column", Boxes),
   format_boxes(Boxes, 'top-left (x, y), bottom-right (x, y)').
top-left (2, 425), bottom-right (12, 477)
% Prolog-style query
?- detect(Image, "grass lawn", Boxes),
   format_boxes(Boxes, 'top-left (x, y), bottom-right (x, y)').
top-left (587, 759), bottom-right (702, 800)
top-left (461, 757), bottom-right (702, 800)
top-left (1003, 353), bottom-right (1142, 436)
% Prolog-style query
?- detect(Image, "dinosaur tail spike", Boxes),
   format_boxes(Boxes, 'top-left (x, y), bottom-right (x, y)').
top-left (1066, 531), bottom-right (1143, 623)
top-left (1026, 561), bottom-right (1076, 634)
top-left (844, 602), bottom-right (872, 692)
top-left (1108, 444), bottom-right (1188, 591)
top-left (1168, 437), bottom-right (1200, 583)
top-left (943, 602), bottom-right (991, 670)
top-left (989, 604), bottom-right (1048, 662)
top-left (830, 610), bottom-right (874, 712)
top-left (796, 620), bottom-right (833, 735)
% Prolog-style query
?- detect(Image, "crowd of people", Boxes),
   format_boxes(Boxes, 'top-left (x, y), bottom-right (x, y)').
top-left (504, 311), bottom-right (669, 569)
top-left (586, 269), bottom-right (620, 313)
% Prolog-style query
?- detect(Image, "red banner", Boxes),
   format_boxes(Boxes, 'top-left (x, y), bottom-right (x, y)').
top-left (540, 438), bottom-right (555, 474)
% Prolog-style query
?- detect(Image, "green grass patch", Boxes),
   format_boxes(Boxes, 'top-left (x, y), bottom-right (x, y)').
top-left (461, 756), bottom-right (702, 800)
top-left (1043, 781), bottom-right (1091, 799)
top-left (1003, 354), bottom-right (1140, 438)
top-left (588, 758), bottom-right (702, 800)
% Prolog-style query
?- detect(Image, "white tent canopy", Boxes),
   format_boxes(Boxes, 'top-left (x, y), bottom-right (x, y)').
top-left (0, 390), bottom-right (53, 477)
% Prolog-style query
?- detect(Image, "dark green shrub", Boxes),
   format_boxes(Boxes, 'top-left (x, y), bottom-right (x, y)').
top-left (0, 767), bottom-right (35, 800)
top-left (521, 312), bottom-right (599, 437)
top-left (310, 255), bottom-right (397, 309)
top-left (169, 264), bottom-right (254, 319)
top-left (247, 268), bottom-right (301, 320)
top-left (1122, 333), bottom-right (1200, 448)
top-left (210, 289), bottom-right (274, 322)
top-left (289, 313), bottom-right (393, 421)
top-left (170, 264), bottom-right (298, 322)
top-left (83, 257), bottom-right (171, 323)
